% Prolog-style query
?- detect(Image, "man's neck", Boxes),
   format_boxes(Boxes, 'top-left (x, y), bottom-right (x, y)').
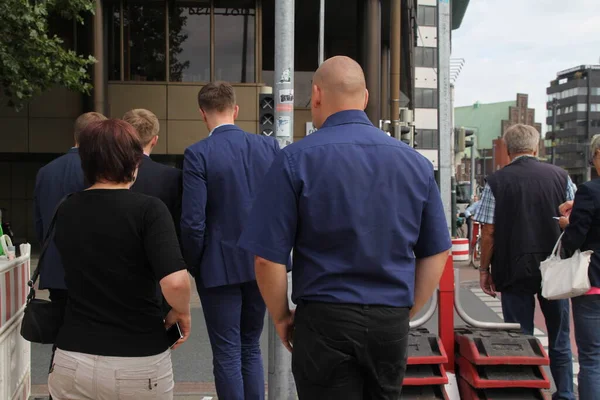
top-left (208, 119), bottom-right (235, 132)
top-left (143, 145), bottom-right (153, 156)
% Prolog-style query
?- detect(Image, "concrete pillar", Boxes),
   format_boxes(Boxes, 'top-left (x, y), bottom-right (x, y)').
top-left (390, 0), bottom-right (401, 130)
top-left (381, 46), bottom-right (389, 121)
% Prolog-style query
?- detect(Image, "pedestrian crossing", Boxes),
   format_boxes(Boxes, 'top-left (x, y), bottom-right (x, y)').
top-left (469, 287), bottom-right (580, 389)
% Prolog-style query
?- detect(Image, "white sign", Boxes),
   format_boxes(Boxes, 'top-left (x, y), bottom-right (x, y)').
top-left (306, 122), bottom-right (317, 135)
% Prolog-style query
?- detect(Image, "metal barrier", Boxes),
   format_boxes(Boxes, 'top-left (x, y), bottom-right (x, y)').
top-left (409, 291), bottom-right (438, 329)
top-left (0, 245), bottom-right (31, 400)
top-left (454, 268), bottom-right (521, 330)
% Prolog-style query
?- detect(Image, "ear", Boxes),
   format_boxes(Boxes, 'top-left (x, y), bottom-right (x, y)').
top-left (233, 105), bottom-right (240, 120)
top-left (311, 84), bottom-right (321, 109)
top-left (151, 135), bottom-right (159, 148)
top-left (363, 89), bottom-right (369, 110)
top-left (199, 108), bottom-right (208, 124)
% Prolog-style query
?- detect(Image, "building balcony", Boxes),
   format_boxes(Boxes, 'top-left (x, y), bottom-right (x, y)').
top-left (545, 127), bottom-right (587, 140)
top-left (554, 143), bottom-right (588, 154)
top-left (555, 158), bottom-right (587, 169)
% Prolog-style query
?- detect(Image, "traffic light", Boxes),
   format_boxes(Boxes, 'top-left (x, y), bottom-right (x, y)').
top-left (258, 93), bottom-right (274, 136)
top-left (412, 128), bottom-right (418, 148)
top-left (455, 127), bottom-right (475, 152)
top-left (400, 125), bottom-right (411, 145)
top-left (464, 128), bottom-right (474, 148)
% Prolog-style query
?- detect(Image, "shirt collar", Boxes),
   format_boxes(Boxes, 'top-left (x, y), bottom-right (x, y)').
top-left (68, 147), bottom-right (78, 154)
top-left (209, 123), bottom-right (236, 136)
top-left (320, 110), bottom-right (373, 129)
top-left (511, 154), bottom-right (537, 164)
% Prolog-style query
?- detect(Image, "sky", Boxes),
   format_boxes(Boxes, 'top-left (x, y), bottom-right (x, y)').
top-left (452, 0), bottom-right (600, 134)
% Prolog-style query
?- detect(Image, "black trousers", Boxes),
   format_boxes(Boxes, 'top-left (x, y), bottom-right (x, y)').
top-left (292, 301), bottom-right (410, 400)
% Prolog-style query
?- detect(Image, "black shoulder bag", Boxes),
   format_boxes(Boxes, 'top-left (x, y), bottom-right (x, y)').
top-left (20, 194), bottom-right (72, 344)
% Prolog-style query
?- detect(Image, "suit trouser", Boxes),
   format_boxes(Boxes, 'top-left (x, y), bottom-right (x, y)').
top-left (197, 279), bottom-right (266, 400)
top-left (48, 348), bottom-right (174, 400)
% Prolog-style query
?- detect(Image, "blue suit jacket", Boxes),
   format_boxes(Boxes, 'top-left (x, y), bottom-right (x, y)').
top-left (33, 148), bottom-right (86, 289)
top-left (181, 125), bottom-right (281, 288)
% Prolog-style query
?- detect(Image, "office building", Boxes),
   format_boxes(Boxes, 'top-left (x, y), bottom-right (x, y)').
top-left (547, 65), bottom-right (600, 183)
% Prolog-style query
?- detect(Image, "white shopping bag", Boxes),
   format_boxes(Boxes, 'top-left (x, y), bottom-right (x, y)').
top-left (540, 233), bottom-right (593, 300)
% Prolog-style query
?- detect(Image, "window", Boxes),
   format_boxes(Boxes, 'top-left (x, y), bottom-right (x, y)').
top-left (547, 109), bottom-right (553, 117)
top-left (214, 0), bottom-right (256, 83)
top-left (107, 0), bottom-right (257, 83)
top-left (415, 47), bottom-right (437, 68)
top-left (418, 129), bottom-right (438, 149)
top-left (417, 5), bottom-right (436, 27)
top-left (592, 88), bottom-right (600, 96)
top-left (577, 103), bottom-right (587, 112)
top-left (414, 88), bottom-right (438, 108)
top-left (591, 104), bottom-right (600, 112)
top-left (169, 1), bottom-right (211, 82)
top-left (123, 0), bottom-right (167, 81)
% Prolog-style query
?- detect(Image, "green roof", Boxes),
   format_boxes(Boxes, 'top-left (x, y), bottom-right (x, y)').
top-left (454, 100), bottom-right (516, 157)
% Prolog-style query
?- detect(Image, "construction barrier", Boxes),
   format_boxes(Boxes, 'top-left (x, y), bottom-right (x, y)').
top-left (0, 245), bottom-right (31, 400)
top-left (455, 327), bottom-right (550, 398)
top-left (451, 238), bottom-right (469, 261)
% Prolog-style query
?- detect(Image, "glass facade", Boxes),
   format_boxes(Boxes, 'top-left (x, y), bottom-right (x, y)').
top-left (414, 88), bottom-right (438, 108)
top-left (417, 5), bottom-right (437, 27)
top-left (107, 0), bottom-right (257, 83)
top-left (418, 129), bottom-right (438, 149)
top-left (415, 47), bottom-right (437, 68)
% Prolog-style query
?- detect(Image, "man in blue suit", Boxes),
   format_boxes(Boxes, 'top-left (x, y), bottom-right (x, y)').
top-left (181, 81), bottom-right (280, 400)
top-left (34, 112), bottom-right (107, 301)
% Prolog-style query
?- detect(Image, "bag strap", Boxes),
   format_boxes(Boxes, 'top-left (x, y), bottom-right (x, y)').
top-left (551, 232), bottom-right (565, 257)
top-left (27, 193), bottom-right (73, 303)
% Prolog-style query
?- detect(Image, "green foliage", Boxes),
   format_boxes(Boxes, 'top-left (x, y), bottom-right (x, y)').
top-left (0, 0), bottom-right (96, 111)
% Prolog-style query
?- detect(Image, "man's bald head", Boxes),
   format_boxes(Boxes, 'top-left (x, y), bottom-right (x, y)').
top-left (311, 56), bottom-right (369, 129)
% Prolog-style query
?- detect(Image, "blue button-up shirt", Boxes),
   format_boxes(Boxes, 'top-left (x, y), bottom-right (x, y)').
top-left (237, 110), bottom-right (451, 307)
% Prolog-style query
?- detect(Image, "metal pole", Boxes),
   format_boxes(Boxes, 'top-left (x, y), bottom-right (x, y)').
top-left (470, 136), bottom-right (476, 198)
top-left (451, 176), bottom-right (457, 237)
top-left (409, 293), bottom-right (438, 328)
top-left (390, 0), bottom-right (401, 138)
top-left (437, 0), bottom-right (451, 234)
top-left (270, 1), bottom-right (295, 398)
top-left (92, 0), bottom-right (106, 114)
top-left (551, 98), bottom-right (557, 165)
top-left (365, 0), bottom-right (381, 125)
top-left (318, 0), bottom-right (325, 65)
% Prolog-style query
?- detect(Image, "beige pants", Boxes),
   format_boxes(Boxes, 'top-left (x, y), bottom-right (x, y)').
top-left (48, 348), bottom-right (174, 400)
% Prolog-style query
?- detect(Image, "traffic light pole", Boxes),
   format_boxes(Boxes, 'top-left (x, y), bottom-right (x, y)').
top-left (437, 0), bottom-right (452, 234)
top-left (270, 0), bottom-right (296, 398)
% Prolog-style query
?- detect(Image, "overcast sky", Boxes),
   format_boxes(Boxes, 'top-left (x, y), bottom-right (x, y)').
top-left (452, 0), bottom-right (600, 133)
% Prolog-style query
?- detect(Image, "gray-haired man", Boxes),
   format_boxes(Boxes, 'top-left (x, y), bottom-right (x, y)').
top-left (474, 124), bottom-right (575, 400)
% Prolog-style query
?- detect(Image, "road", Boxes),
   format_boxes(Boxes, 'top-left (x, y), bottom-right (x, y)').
top-left (28, 262), bottom-right (571, 399)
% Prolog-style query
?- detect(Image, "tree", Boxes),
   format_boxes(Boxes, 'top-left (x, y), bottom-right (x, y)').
top-left (0, 0), bottom-right (96, 111)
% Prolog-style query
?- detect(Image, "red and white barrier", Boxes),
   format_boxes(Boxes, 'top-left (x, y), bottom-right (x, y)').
top-left (452, 238), bottom-right (469, 262)
top-left (0, 245), bottom-right (31, 400)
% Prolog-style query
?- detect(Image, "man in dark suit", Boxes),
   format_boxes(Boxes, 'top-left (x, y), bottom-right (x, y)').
top-left (181, 81), bottom-right (280, 400)
top-left (124, 109), bottom-right (183, 238)
top-left (34, 111), bottom-right (107, 400)
top-left (34, 112), bottom-right (107, 302)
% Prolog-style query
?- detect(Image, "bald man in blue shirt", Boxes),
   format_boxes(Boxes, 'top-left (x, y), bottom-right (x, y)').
top-left (238, 56), bottom-right (451, 399)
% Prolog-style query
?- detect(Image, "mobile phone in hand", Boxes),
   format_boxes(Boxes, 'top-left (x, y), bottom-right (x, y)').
top-left (166, 322), bottom-right (183, 348)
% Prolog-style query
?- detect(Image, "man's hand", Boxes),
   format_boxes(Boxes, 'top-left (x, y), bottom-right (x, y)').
top-left (559, 216), bottom-right (569, 230)
top-left (559, 201), bottom-right (574, 217)
top-left (274, 309), bottom-right (295, 353)
top-left (165, 310), bottom-right (192, 350)
top-left (480, 270), bottom-right (496, 297)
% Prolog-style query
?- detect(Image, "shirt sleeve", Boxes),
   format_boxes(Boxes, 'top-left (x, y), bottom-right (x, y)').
top-left (474, 184), bottom-right (495, 224)
top-left (180, 148), bottom-right (207, 271)
top-left (143, 197), bottom-right (187, 281)
top-left (414, 175), bottom-right (452, 258)
top-left (562, 184), bottom-right (595, 254)
top-left (237, 151), bottom-right (298, 265)
top-left (566, 175), bottom-right (577, 201)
